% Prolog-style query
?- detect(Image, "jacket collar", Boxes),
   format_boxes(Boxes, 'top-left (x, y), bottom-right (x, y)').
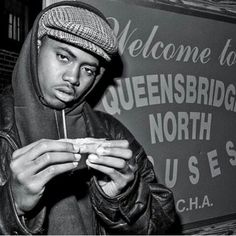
top-left (83, 103), bottom-right (111, 139)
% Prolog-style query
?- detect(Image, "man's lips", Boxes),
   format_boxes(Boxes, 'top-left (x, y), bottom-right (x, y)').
top-left (55, 87), bottom-right (75, 103)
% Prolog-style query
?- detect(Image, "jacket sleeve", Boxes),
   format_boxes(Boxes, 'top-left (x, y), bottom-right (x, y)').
top-left (89, 112), bottom-right (177, 235)
top-left (0, 181), bottom-right (32, 235)
top-left (0, 136), bottom-right (30, 235)
top-left (0, 136), bottom-right (45, 235)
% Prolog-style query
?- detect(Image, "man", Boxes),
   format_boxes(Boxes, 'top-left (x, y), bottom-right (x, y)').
top-left (0, 1), bottom-right (176, 234)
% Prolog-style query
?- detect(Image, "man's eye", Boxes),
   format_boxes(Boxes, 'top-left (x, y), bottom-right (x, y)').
top-left (83, 67), bottom-right (96, 77)
top-left (57, 54), bottom-right (69, 62)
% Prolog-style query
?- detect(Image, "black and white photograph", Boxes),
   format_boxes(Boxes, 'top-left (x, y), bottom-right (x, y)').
top-left (0, 0), bottom-right (236, 234)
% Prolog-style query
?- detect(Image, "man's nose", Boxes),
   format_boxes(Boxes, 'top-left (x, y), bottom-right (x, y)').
top-left (63, 67), bottom-right (80, 86)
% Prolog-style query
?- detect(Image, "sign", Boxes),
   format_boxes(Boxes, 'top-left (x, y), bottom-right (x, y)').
top-left (46, 0), bottom-right (236, 227)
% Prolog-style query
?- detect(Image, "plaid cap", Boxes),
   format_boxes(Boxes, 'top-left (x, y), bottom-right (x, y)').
top-left (38, 4), bottom-right (118, 61)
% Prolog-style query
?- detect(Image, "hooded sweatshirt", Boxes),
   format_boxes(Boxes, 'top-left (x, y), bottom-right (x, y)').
top-left (11, 1), bottom-right (110, 234)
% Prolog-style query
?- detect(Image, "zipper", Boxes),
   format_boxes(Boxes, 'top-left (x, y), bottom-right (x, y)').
top-left (0, 131), bottom-right (19, 151)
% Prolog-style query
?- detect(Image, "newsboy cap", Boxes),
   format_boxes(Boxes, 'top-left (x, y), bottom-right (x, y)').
top-left (38, 2), bottom-right (118, 61)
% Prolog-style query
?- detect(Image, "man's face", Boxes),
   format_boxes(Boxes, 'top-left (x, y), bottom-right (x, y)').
top-left (37, 37), bottom-right (102, 109)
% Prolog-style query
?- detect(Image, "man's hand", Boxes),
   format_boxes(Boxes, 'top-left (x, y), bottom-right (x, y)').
top-left (10, 139), bottom-right (81, 215)
top-left (71, 139), bottom-right (137, 197)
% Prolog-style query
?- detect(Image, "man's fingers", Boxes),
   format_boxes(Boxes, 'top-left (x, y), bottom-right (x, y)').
top-left (87, 154), bottom-right (127, 169)
top-left (29, 152), bottom-right (81, 175)
top-left (13, 139), bottom-right (76, 161)
top-left (16, 162), bottom-right (79, 196)
top-left (86, 159), bottom-right (118, 179)
top-left (36, 162), bottom-right (79, 187)
top-left (87, 154), bottom-right (137, 175)
top-left (11, 152), bottom-right (81, 176)
top-left (86, 159), bottom-right (134, 188)
top-left (100, 140), bottom-right (129, 148)
top-left (12, 140), bottom-right (43, 159)
top-left (96, 147), bottom-right (132, 159)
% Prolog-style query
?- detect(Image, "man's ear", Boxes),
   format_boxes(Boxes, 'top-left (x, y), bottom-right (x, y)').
top-left (95, 66), bottom-right (106, 82)
top-left (37, 39), bottom-right (42, 52)
top-left (98, 66), bottom-right (106, 77)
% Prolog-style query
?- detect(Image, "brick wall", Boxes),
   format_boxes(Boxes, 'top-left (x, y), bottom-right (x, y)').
top-left (0, 49), bottom-right (18, 92)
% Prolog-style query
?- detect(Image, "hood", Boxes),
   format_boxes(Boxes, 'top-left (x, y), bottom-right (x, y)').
top-left (12, 1), bottom-right (107, 146)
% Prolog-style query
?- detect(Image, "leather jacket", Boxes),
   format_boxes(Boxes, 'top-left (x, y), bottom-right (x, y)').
top-left (0, 91), bottom-right (176, 235)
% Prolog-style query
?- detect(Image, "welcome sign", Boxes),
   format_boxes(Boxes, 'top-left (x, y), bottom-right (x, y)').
top-left (83, 0), bottom-right (236, 226)
top-left (46, 0), bottom-right (236, 227)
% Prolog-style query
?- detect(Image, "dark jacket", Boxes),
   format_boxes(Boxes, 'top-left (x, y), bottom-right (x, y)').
top-left (0, 91), bottom-right (176, 235)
